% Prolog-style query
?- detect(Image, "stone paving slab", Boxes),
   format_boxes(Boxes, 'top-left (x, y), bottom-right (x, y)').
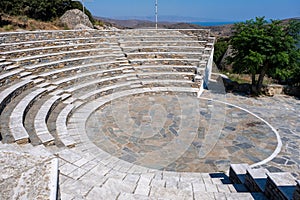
top-left (201, 92), bottom-right (300, 179)
top-left (0, 150), bottom-right (58, 200)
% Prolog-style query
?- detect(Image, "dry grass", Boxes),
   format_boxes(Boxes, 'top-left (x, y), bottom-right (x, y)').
top-left (227, 73), bottom-right (276, 85)
top-left (0, 14), bottom-right (65, 32)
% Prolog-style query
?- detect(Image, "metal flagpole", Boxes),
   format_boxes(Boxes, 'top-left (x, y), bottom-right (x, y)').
top-left (155, 0), bottom-right (158, 29)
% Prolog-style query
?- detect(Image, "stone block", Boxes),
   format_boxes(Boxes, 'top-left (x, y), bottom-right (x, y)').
top-left (265, 172), bottom-right (297, 200)
top-left (293, 180), bottom-right (300, 200)
top-left (229, 163), bottom-right (250, 184)
top-left (245, 168), bottom-right (269, 192)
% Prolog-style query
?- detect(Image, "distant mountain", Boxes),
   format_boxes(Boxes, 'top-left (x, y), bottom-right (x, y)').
top-left (103, 15), bottom-right (225, 23)
top-left (95, 16), bottom-right (300, 38)
top-left (95, 16), bottom-right (234, 37)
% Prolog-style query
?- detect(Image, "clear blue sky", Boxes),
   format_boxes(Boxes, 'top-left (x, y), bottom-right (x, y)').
top-left (84, 0), bottom-right (300, 22)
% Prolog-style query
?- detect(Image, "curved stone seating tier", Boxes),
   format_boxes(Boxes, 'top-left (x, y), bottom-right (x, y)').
top-left (122, 46), bottom-right (206, 53)
top-left (0, 37), bottom-right (119, 52)
top-left (125, 51), bottom-right (204, 60)
top-left (24, 53), bottom-right (124, 72)
top-left (12, 48), bottom-right (119, 66)
top-left (129, 58), bottom-right (201, 66)
top-left (119, 40), bottom-right (207, 48)
top-left (1, 43), bottom-right (113, 60)
top-left (0, 79), bottom-right (34, 115)
top-left (0, 68), bottom-right (24, 86)
top-left (0, 30), bottom-right (122, 43)
top-left (34, 94), bottom-right (71, 146)
top-left (38, 61), bottom-right (130, 80)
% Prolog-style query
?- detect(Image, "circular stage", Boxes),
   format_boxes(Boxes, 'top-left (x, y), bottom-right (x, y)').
top-left (85, 91), bottom-right (279, 172)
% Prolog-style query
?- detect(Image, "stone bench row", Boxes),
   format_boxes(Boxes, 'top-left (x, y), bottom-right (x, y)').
top-left (9, 87), bottom-right (48, 144)
top-left (0, 29), bottom-right (211, 43)
top-left (0, 79), bottom-right (34, 116)
top-left (229, 164), bottom-right (299, 200)
top-left (0, 68), bottom-right (24, 87)
top-left (0, 30), bottom-right (121, 43)
top-left (1, 42), bottom-right (113, 59)
top-left (6, 49), bottom-right (208, 74)
top-left (34, 93), bottom-right (71, 146)
top-left (125, 51), bottom-right (205, 60)
top-left (119, 40), bottom-right (208, 48)
top-left (0, 37), bottom-right (118, 51)
top-left (0, 34), bottom-right (211, 52)
top-left (129, 58), bottom-right (201, 66)
top-left (51, 69), bottom-right (196, 92)
top-left (121, 46), bottom-right (206, 53)
top-left (24, 53), bottom-right (125, 71)
top-left (12, 48), bottom-right (119, 67)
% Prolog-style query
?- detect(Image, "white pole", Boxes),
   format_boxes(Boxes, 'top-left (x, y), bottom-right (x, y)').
top-left (155, 0), bottom-right (158, 29)
top-left (82, 0), bottom-right (85, 14)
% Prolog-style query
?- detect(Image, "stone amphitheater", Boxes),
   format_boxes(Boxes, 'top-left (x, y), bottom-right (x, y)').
top-left (0, 29), bottom-right (299, 200)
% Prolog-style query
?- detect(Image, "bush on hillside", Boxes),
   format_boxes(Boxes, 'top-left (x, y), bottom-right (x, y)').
top-left (0, 0), bottom-right (94, 23)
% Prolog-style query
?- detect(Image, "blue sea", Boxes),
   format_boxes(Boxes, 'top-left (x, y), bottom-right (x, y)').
top-left (191, 22), bottom-right (238, 26)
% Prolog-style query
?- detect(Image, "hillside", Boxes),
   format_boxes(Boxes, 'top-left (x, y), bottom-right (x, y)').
top-left (95, 17), bottom-right (234, 37)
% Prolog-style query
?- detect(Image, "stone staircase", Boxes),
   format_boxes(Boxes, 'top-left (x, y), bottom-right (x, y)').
top-left (230, 164), bottom-right (299, 200)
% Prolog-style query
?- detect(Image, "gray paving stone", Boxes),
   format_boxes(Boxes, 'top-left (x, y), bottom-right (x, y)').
top-left (150, 187), bottom-right (193, 200)
top-left (59, 162), bottom-right (78, 176)
top-left (86, 186), bottom-right (119, 200)
top-left (134, 184), bottom-right (151, 196)
top-left (205, 184), bottom-right (218, 193)
top-left (118, 193), bottom-right (151, 200)
top-left (225, 193), bottom-right (255, 200)
top-left (194, 191), bottom-right (216, 200)
top-left (192, 181), bottom-right (206, 192)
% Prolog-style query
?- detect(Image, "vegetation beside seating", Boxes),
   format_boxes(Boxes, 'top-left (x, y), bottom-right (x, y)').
top-left (0, 0), bottom-right (98, 31)
top-left (215, 17), bottom-right (300, 95)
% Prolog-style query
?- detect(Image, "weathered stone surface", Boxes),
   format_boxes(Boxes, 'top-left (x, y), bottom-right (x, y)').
top-left (60, 9), bottom-right (93, 30)
top-left (0, 151), bottom-right (59, 200)
top-left (265, 172), bottom-right (297, 200)
top-left (245, 168), bottom-right (269, 192)
top-left (293, 180), bottom-right (300, 200)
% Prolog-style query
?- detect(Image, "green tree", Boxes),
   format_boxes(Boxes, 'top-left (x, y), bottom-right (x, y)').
top-left (0, 0), bottom-right (94, 22)
top-left (229, 17), bottom-right (300, 94)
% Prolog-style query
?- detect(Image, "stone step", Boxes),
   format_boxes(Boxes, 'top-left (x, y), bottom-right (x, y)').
top-left (0, 79), bottom-right (33, 115)
top-left (38, 60), bottom-right (126, 79)
top-left (0, 61), bottom-right (13, 68)
top-left (34, 95), bottom-right (62, 145)
top-left (0, 36), bottom-right (112, 49)
top-left (229, 163), bottom-right (250, 184)
top-left (5, 64), bottom-right (20, 71)
top-left (0, 69), bottom-right (24, 85)
top-left (245, 168), bottom-right (269, 192)
top-left (293, 180), bottom-right (300, 200)
top-left (25, 53), bottom-right (123, 71)
top-left (9, 88), bottom-right (47, 144)
top-left (19, 71), bottom-right (32, 78)
top-left (5, 44), bottom-right (111, 59)
top-left (56, 104), bottom-right (77, 148)
top-left (265, 172), bottom-right (297, 200)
